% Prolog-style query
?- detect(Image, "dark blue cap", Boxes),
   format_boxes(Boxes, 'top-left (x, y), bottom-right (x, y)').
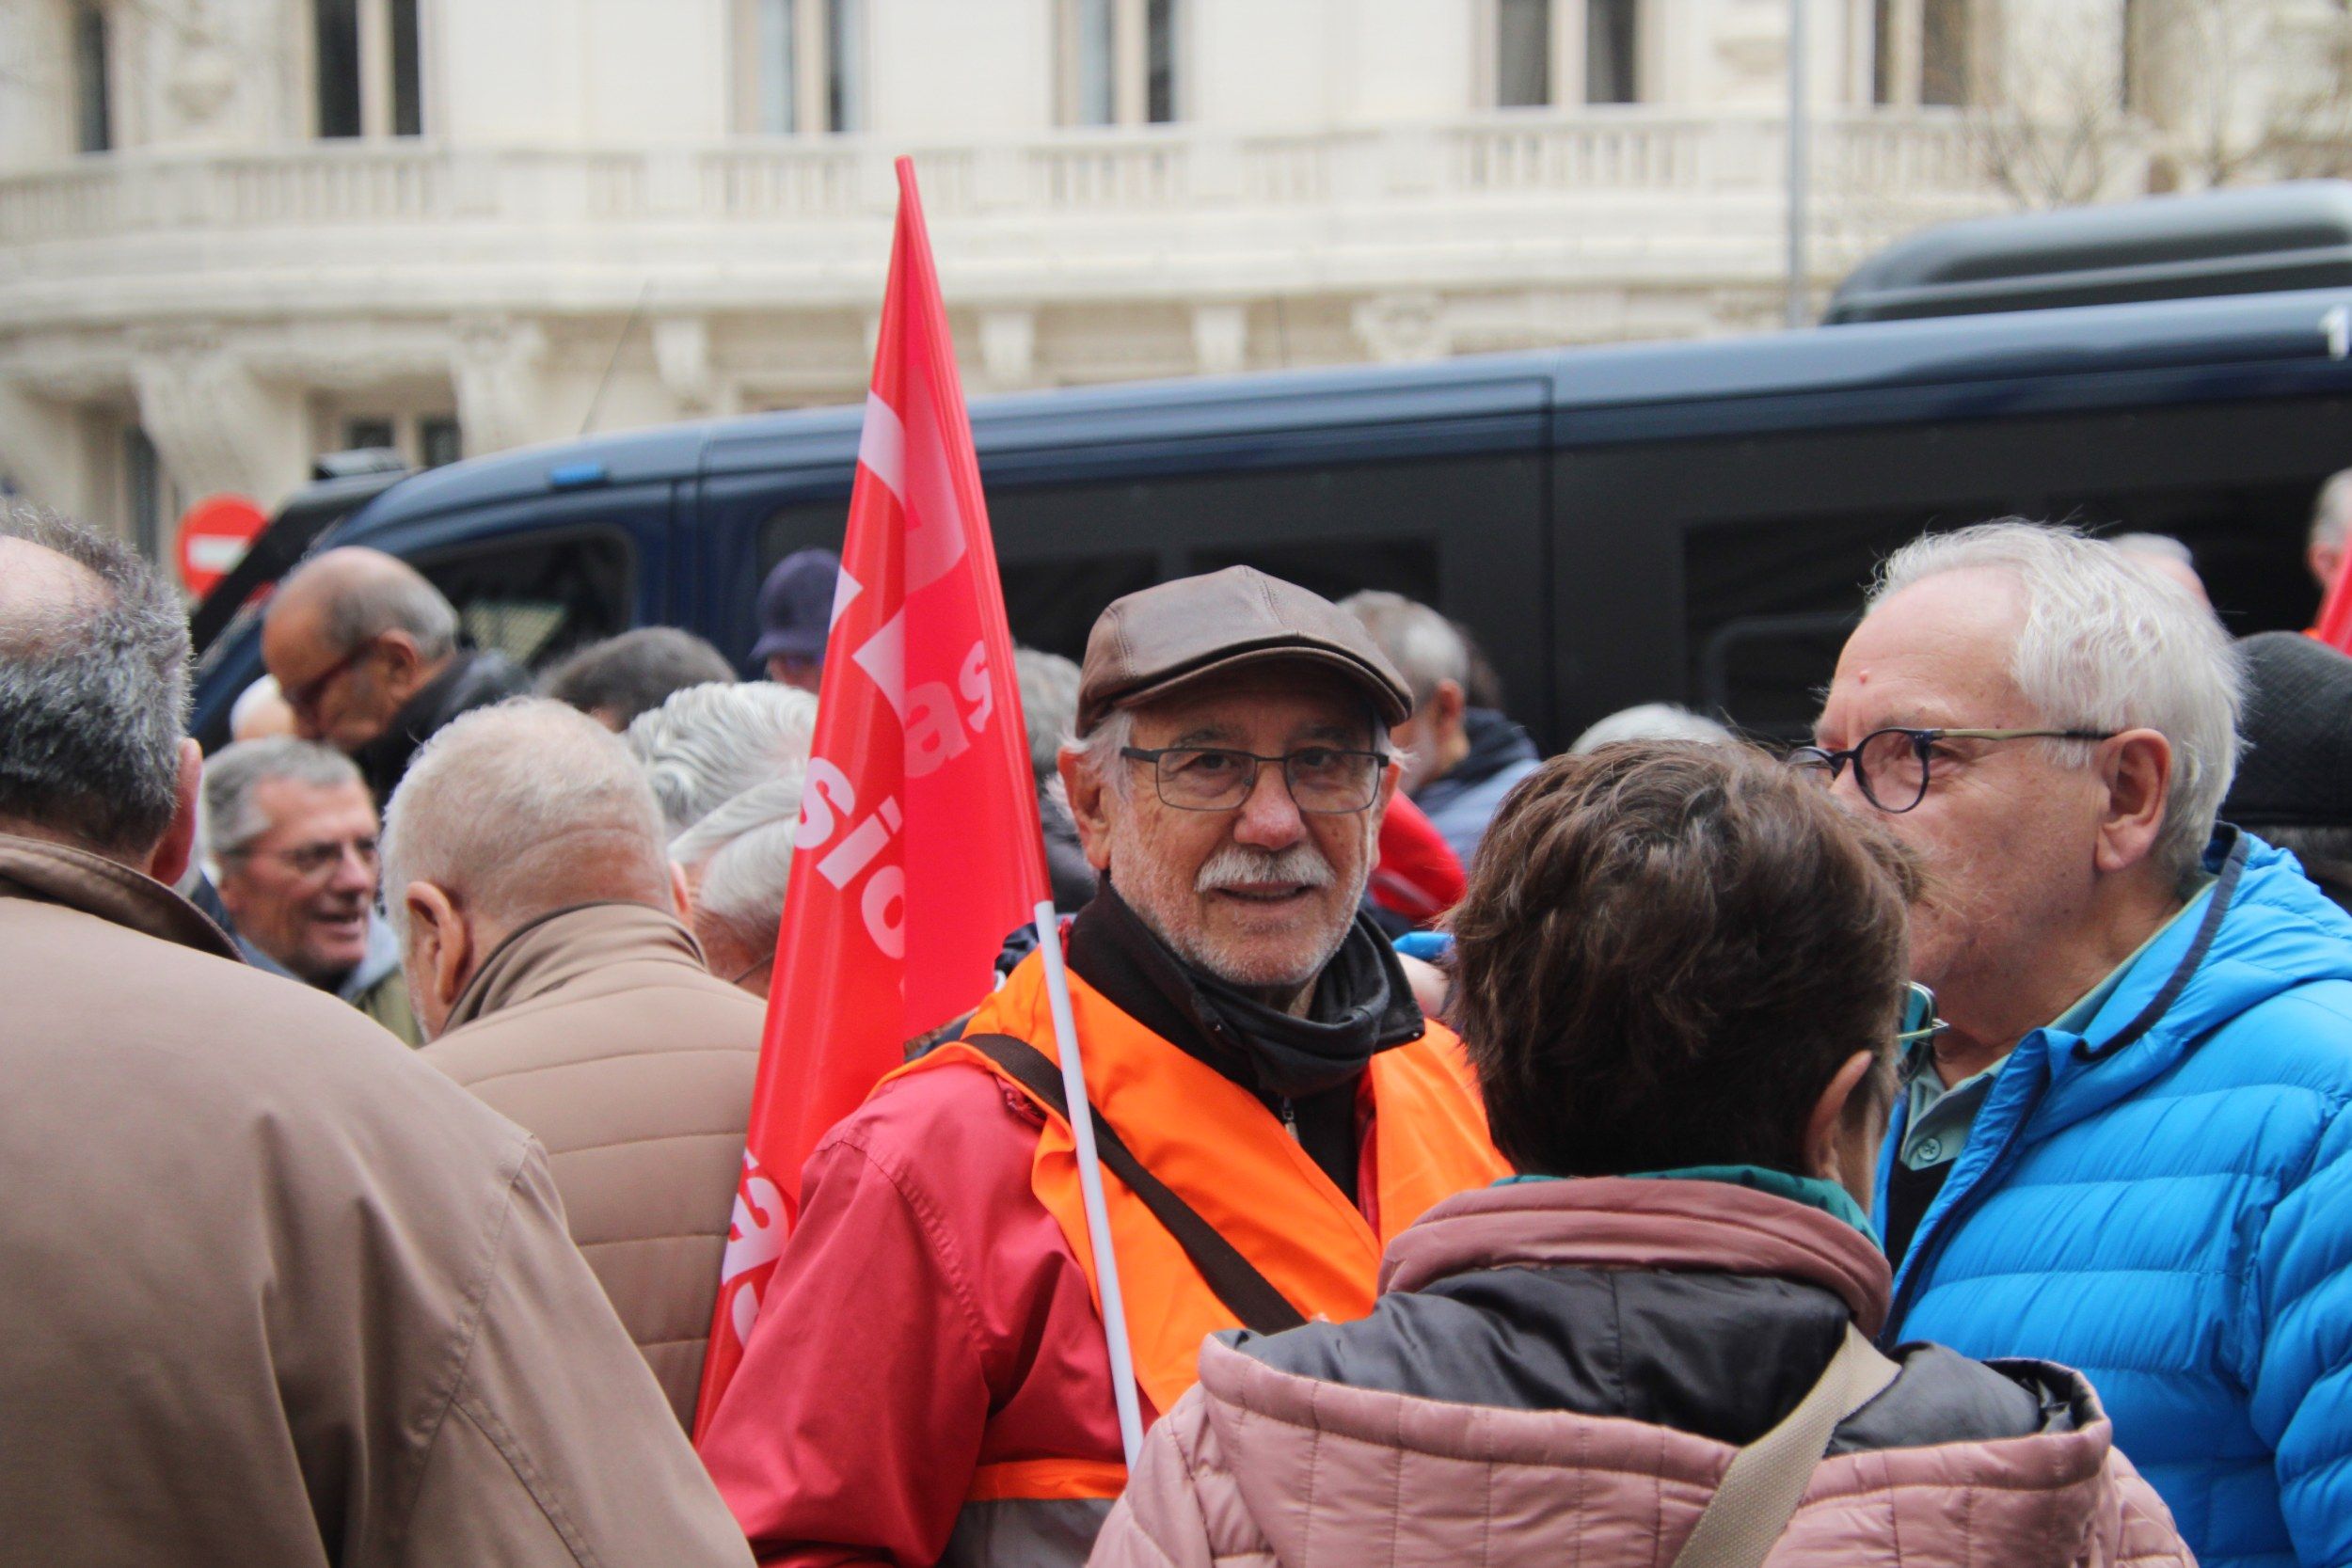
top-left (752, 547), bottom-right (841, 665)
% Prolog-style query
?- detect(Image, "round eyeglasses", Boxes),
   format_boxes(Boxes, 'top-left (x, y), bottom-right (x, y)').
top-left (1787, 726), bottom-right (2116, 815)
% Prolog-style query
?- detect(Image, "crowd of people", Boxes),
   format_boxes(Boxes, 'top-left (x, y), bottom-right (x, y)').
top-left (8, 481), bottom-right (2352, 1568)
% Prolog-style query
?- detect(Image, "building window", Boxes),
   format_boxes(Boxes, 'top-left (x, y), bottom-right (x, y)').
top-left (1918, 0), bottom-right (1970, 105)
top-left (1496, 0), bottom-right (1550, 107)
top-left (314, 0), bottom-right (423, 139)
top-left (1871, 0), bottom-right (1896, 103)
top-left (1487, 1), bottom-right (1640, 108)
top-left (1585, 0), bottom-right (1637, 104)
top-left (1869, 0), bottom-right (1973, 108)
top-left (420, 415), bottom-right (463, 468)
top-left (125, 426), bottom-right (165, 564)
top-left (342, 417), bottom-right (397, 452)
top-left (736, 0), bottom-right (861, 134)
top-left (1058, 0), bottom-right (1180, 126)
top-left (72, 5), bottom-right (111, 153)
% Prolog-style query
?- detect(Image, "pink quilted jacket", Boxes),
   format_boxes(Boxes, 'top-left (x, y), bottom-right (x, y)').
top-left (1089, 1181), bottom-right (2192, 1568)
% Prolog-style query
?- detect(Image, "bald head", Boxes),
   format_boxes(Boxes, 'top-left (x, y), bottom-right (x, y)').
top-left (263, 547), bottom-right (459, 752)
top-left (0, 500), bottom-right (195, 864)
top-left (383, 699), bottom-right (677, 1035)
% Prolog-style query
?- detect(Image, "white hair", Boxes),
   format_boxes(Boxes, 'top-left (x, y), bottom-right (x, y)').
top-left (380, 697), bottom-right (671, 940)
top-left (2108, 531), bottom-right (2195, 569)
top-left (1338, 591), bottom-right (1468, 710)
top-left (1015, 647), bottom-right (1082, 784)
top-left (627, 681), bottom-right (818, 838)
top-left (1569, 703), bottom-right (1735, 755)
top-left (202, 737), bottom-right (364, 856)
top-left (671, 774), bottom-right (804, 957)
top-left (2314, 468), bottom-right (2352, 551)
top-left (1869, 521), bottom-right (2244, 882)
top-left (229, 674), bottom-right (287, 736)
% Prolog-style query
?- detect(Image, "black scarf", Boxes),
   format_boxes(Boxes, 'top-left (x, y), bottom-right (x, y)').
top-left (1065, 886), bottom-right (1425, 1197)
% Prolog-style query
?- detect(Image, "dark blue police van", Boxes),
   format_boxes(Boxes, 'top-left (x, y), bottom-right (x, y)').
top-left (190, 189), bottom-right (2352, 754)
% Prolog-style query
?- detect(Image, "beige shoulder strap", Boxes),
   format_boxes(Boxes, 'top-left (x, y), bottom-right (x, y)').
top-left (1667, 1323), bottom-right (1902, 1568)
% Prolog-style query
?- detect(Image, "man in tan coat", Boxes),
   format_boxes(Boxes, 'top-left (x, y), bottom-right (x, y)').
top-left (0, 501), bottom-right (752, 1567)
top-left (390, 697), bottom-right (766, 1425)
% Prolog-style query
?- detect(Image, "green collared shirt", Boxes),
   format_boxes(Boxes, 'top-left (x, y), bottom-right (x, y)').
top-left (1499, 1163), bottom-right (1875, 1235)
top-left (1897, 878), bottom-right (2215, 1172)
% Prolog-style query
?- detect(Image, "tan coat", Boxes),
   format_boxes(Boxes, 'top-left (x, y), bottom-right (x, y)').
top-left (421, 900), bottom-right (765, 1426)
top-left (0, 832), bottom-right (753, 1568)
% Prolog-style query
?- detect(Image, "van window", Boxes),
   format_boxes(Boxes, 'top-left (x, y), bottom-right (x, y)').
top-left (414, 528), bottom-right (633, 672)
top-left (752, 448), bottom-right (1548, 713)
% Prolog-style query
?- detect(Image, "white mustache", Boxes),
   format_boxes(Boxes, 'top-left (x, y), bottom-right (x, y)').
top-left (1195, 842), bottom-right (1337, 894)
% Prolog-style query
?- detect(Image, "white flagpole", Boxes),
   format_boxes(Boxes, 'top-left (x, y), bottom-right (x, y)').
top-left (1031, 897), bottom-right (1147, 1467)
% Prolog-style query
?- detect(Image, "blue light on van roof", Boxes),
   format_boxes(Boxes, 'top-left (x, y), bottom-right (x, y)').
top-left (548, 461), bottom-right (609, 489)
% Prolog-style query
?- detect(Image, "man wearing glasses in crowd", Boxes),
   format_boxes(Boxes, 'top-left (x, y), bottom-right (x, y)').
top-left (1798, 521), bottom-right (2352, 1568)
top-left (262, 546), bottom-right (530, 801)
top-left (203, 736), bottom-right (419, 1044)
top-left (699, 567), bottom-right (1505, 1568)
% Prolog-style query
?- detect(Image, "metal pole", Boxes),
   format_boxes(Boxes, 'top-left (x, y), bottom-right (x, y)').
top-left (1787, 0), bottom-right (1810, 328)
top-left (1032, 898), bottom-right (1147, 1467)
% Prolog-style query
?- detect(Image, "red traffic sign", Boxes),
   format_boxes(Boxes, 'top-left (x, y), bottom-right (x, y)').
top-left (175, 494), bottom-right (268, 597)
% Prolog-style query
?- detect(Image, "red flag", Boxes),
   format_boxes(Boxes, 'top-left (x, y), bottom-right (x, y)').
top-left (692, 159), bottom-right (1049, 1436)
top-left (2314, 538), bottom-right (2352, 653)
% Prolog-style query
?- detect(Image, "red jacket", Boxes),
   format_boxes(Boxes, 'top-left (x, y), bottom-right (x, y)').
top-left (699, 1061), bottom-right (1123, 1567)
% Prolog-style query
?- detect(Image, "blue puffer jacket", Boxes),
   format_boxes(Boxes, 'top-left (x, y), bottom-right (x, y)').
top-left (1878, 830), bottom-right (2352, 1568)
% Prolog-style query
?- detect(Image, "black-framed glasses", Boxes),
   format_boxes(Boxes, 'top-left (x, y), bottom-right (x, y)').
top-left (1787, 726), bottom-right (2117, 815)
top-left (1120, 745), bottom-right (1390, 814)
top-left (220, 836), bottom-right (380, 881)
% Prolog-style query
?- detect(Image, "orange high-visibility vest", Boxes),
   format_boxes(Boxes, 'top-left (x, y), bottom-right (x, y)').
top-left (882, 945), bottom-right (1506, 1559)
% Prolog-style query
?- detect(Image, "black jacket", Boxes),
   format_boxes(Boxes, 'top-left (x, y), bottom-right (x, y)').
top-left (354, 648), bottom-right (531, 802)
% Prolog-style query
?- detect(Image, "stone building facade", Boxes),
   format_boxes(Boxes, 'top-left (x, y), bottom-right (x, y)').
top-left (0, 0), bottom-right (2330, 559)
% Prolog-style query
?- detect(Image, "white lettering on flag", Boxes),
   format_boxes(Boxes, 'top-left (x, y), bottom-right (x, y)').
top-left (901, 380), bottom-right (970, 595)
top-left (853, 604), bottom-right (908, 720)
top-left (830, 568), bottom-right (865, 629)
top-left (858, 392), bottom-right (906, 502)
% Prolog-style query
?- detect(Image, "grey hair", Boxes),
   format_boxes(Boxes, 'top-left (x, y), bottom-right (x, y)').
top-left (1869, 520), bottom-right (2244, 882)
top-left (1063, 707), bottom-right (1137, 800)
top-left (1014, 647), bottom-right (1081, 785)
top-left (202, 738), bottom-right (364, 856)
top-left (626, 680), bottom-right (818, 837)
top-left (1339, 590), bottom-right (1468, 710)
top-left (295, 551), bottom-right (458, 661)
top-left (0, 499), bottom-right (191, 853)
top-left (381, 697), bottom-right (670, 940)
top-left (1569, 703), bottom-right (1736, 754)
top-left (672, 774), bottom-right (804, 957)
top-left (2314, 468), bottom-right (2352, 551)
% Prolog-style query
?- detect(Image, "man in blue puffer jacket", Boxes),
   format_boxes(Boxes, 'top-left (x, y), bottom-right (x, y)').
top-left (1804, 520), bottom-right (2352, 1568)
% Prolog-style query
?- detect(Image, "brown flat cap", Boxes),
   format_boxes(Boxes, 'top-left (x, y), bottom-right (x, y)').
top-left (1076, 566), bottom-right (1413, 736)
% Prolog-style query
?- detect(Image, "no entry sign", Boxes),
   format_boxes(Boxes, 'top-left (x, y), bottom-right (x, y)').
top-left (175, 494), bottom-right (267, 597)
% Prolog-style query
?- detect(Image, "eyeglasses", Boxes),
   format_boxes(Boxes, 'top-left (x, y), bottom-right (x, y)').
top-left (280, 636), bottom-right (382, 721)
top-left (221, 836), bottom-right (380, 881)
top-left (1786, 726), bottom-right (2117, 815)
top-left (1896, 981), bottom-right (1947, 1049)
top-left (1120, 745), bottom-right (1391, 815)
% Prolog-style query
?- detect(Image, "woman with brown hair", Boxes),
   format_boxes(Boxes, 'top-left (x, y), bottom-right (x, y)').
top-left (1089, 742), bottom-right (2189, 1567)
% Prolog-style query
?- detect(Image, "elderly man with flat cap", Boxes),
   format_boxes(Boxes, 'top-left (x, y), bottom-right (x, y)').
top-left (700, 567), bottom-right (1506, 1568)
